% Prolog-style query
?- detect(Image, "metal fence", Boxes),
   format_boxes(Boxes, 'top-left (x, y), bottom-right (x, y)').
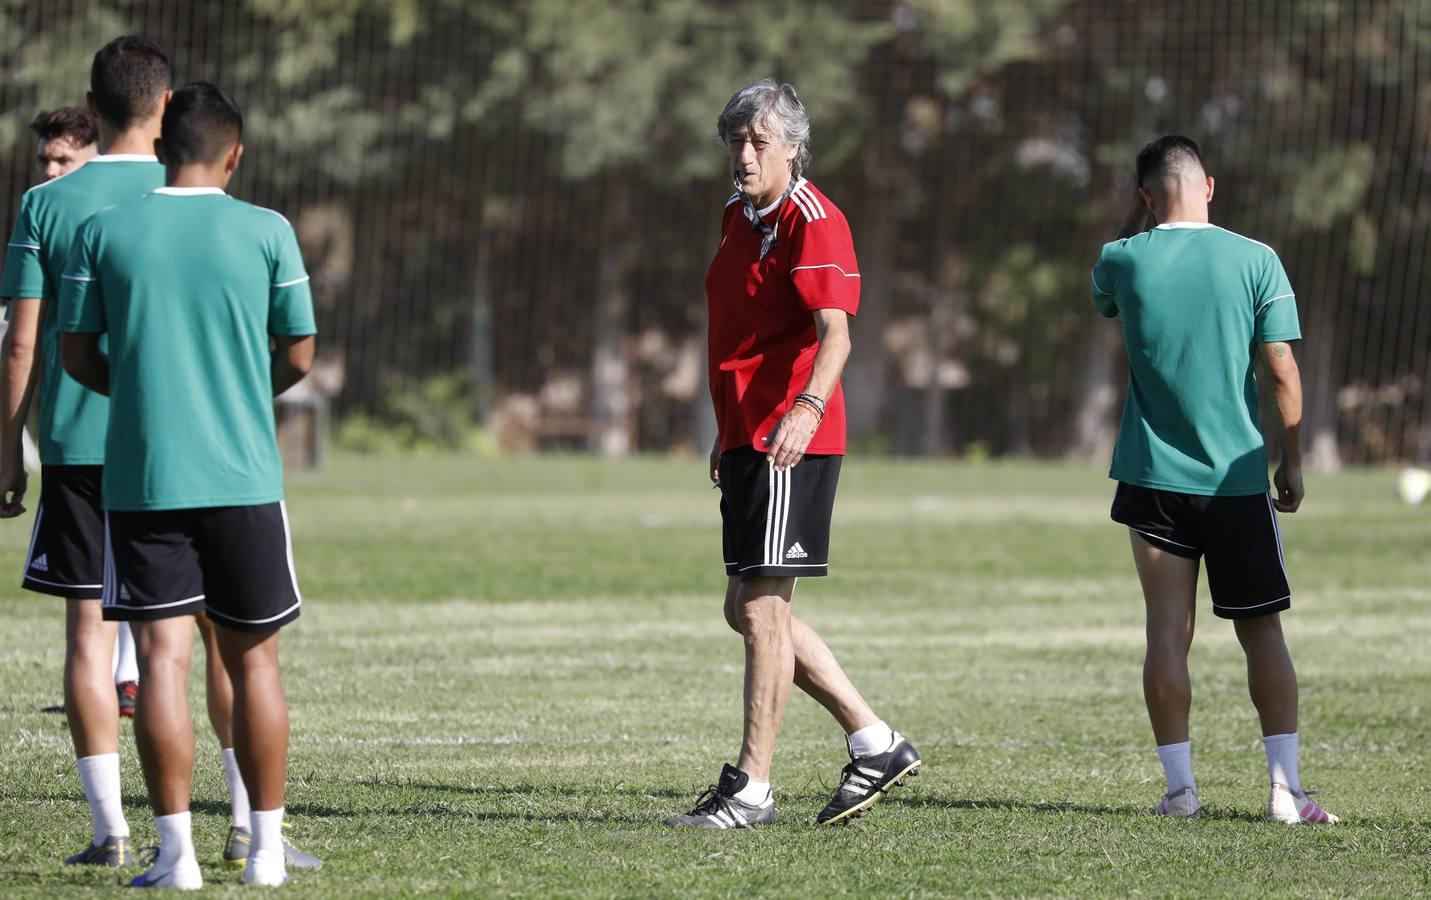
top-left (3, 0), bottom-right (1428, 464)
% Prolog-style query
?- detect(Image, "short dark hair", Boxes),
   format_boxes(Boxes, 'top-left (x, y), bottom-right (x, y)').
top-left (29, 107), bottom-right (98, 148)
top-left (90, 35), bottom-right (172, 131)
top-left (1135, 135), bottom-right (1205, 186)
top-left (160, 82), bottom-right (244, 167)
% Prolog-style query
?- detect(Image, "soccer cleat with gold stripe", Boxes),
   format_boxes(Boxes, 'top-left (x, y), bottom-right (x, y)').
top-left (64, 834), bottom-right (134, 866)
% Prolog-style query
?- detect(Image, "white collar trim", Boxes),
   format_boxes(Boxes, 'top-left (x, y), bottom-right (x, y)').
top-left (153, 186), bottom-right (226, 196)
top-left (90, 154), bottom-right (159, 163)
top-left (756, 177), bottom-right (806, 218)
top-left (1155, 221), bottom-right (1214, 230)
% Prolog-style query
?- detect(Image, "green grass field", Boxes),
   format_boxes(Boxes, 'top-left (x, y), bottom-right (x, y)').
top-left (1, 455), bottom-right (1429, 896)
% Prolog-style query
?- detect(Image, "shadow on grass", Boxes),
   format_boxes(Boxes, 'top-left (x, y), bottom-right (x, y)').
top-left (886, 794), bottom-right (1268, 823)
top-left (118, 795), bottom-right (359, 820)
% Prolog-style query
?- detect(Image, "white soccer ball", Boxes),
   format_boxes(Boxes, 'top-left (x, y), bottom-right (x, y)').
top-left (1398, 467), bottom-right (1431, 506)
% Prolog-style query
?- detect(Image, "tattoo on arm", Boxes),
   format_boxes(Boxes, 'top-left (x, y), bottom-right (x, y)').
top-left (1274, 345), bottom-right (1287, 358)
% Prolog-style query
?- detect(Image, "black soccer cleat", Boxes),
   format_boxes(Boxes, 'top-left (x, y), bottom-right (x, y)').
top-left (816, 733), bottom-right (921, 825)
top-left (663, 763), bottom-right (775, 829)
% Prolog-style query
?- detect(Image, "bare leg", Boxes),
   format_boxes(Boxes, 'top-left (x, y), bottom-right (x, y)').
top-left (196, 613), bottom-right (235, 747)
top-left (730, 576), bottom-right (794, 782)
top-left (64, 599), bottom-right (121, 757)
top-left (213, 627), bottom-right (288, 812)
top-left (1233, 613), bottom-right (1298, 735)
top-left (131, 617), bottom-right (197, 816)
top-left (1129, 532), bottom-right (1199, 745)
top-left (723, 577), bottom-right (878, 736)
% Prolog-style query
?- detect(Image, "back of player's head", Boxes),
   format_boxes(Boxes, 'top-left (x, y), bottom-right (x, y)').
top-left (1136, 135), bottom-right (1205, 187)
top-left (90, 35), bottom-right (172, 130)
top-left (30, 107), bottom-right (99, 148)
top-left (160, 82), bottom-right (244, 167)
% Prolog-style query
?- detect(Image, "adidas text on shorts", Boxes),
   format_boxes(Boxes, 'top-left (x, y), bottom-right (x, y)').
top-left (719, 447), bottom-right (840, 580)
top-left (1111, 482), bottom-right (1291, 619)
top-left (103, 502), bottom-right (302, 633)
top-left (22, 465), bottom-right (105, 600)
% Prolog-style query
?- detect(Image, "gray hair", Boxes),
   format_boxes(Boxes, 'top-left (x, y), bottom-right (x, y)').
top-left (716, 78), bottom-right (812, 179)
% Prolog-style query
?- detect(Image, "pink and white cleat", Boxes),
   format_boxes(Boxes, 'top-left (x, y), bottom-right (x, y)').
top-left (1152, 787), bottom-right (1201, 818)
top-left (1267, 784), bottom-right (1340, 824)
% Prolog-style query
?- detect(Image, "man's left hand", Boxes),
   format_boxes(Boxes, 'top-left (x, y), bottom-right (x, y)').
top-left (763, 403), bottom-right (820, 470)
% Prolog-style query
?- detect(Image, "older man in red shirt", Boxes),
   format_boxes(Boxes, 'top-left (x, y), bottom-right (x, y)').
top-left (665, 79), bottom-right (920, 830)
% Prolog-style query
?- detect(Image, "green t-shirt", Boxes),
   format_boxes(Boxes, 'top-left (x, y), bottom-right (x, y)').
top-left (0, 156), bottom-right (164, 464)
top-left (1091, 222), bottom-right (1301, 496)
top-left (58, 187), bottom-right (316, 511)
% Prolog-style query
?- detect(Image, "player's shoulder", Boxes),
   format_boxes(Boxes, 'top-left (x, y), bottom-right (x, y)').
top-left (1209, 225), bottom-right (1281, 260)
top-left (18, 160), bottom-right (93, 209)
top-left (783, 178), bottom-right (847, 227)
top-left (217, 197), bottom-right (297, 237)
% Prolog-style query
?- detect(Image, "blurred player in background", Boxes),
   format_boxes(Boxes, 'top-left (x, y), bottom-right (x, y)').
top-left (1091, 135), bottom-right (1339, 825)
top-left (31, 107), bottom-right (99, 179)
top-left (61, 81), bottom-right (317, 888)
top-left (665, 79), bottom-right (920, 830)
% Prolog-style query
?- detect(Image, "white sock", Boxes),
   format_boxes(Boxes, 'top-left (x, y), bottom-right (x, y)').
top-left (733, 777), bottom-right (772, 806)
top-left (112, 623), bottom-right (139, 684)
top-left (154, 811), bottom-right (195, 867)
top-left (249, 807), bottom-right (287, 871)
top-left (847, 720), bottom-right (895, 758)
top-left (1155, 741), bottom-right (1195, 795)
top-left (75, 753), bottom-right (128, 843)
top-left (222, 748), bottom-right (251, 828)
top-left (1262, 732), bottom-right (1301, 793)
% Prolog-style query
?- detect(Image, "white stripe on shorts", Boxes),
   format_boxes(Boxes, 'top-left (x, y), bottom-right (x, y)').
top-left (23, 502), bottom-right (43, 575)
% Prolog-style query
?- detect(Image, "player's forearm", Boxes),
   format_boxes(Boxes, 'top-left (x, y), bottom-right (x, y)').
top-left (1116, 192), bottom-right (1152, 239)
top-left (271, 335), bottom-right (315, 396)
top-left (1262, 344), bottom-right (1303, 466)
top-left (60, 333), bottom-right (110, 397)
top-left (0, 330), bottom-right (37, 463)
top-left (802, 314), bottom-right (851, 401)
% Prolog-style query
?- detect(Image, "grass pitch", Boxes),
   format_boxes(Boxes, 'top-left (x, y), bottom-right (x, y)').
top-left (1, 455), bottom-right (1429, 896)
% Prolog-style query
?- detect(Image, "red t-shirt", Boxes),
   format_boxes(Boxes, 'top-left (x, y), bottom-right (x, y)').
top-left (705, 178), bottom-right (861, 456)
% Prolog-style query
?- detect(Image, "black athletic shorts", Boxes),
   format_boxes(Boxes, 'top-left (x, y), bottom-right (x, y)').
top-left (1111, 482), bottom-right (1291, 619)
top-left (22, 465), bottom-right (105, 599)
top-left (103, 502), bottom-right (302, 633)
top-left (719, 447), bottom-right (841, 580)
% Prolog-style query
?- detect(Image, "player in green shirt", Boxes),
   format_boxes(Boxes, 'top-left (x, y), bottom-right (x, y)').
top-left (0, 35), bottom-right (172, 870)
top-left (1092, 135), bottom-right (1338, 826)
top-left (61, 82), bottom-right (318, 889)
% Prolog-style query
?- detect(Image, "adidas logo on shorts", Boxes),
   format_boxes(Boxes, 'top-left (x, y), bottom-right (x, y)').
top-left (31, 553), bottom-right (49, 572)
top-left (786, 542), bottom-right (809, 560)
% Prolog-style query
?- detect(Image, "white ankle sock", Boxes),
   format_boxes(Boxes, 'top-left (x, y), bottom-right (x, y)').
top-left (75, 753), bottom-right (128, 843)
top-left (222, 748), bottom-right (251, 828)
top-left (733, 778), bottom-right (772, 806)
top-left (1155, 741), bottom-right (1195, 794)
top-left (847, 720), bottom-right (895, 758)
top-left (112, 623), bottom-right (139, 684)
top-left (1262, 732), bottom-right (1301, 792)
top-left (154, 811), bottom-right (195, 867)
top-left (248, 807), bottom-right (287, 872)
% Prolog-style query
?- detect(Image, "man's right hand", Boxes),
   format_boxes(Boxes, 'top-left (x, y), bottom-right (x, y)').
top-left (709, 437), bottom-right (721, 486)
top-left (1273, 461), bottom-right (1304, 513)
top-left (0, 461), bottom-right (27, 518)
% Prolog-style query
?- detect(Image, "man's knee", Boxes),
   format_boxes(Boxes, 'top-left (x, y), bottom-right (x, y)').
top-left (1233, 612), bottom-right (1285, 649)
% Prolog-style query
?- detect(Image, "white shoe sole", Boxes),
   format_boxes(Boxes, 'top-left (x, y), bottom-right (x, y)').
top-left (818, 759), bottom-right (921, 826)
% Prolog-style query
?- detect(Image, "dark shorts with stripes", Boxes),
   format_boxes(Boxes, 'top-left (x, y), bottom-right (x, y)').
top-left (21, 465), bottom-right (105, 600)
top-left (103, 502), bottom-right (303, 633)
top-left (1111, 482), bottom-right (1291, 619)
top-left (719, 447), bottom-right (841, 580)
